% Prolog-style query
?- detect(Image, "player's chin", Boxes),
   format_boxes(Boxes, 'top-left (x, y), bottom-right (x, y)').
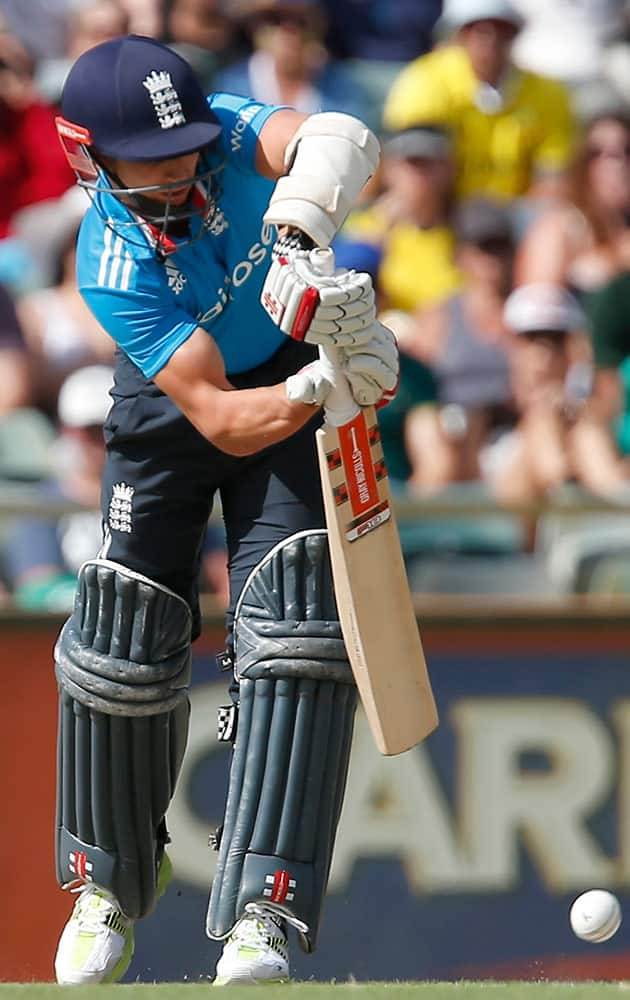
top-left (170, 189), bottom-right (192, 205)
top-left (156, 187), bottom-right (192, 206)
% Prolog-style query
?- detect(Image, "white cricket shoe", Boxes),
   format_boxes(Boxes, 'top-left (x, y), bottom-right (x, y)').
top-left (54, 883), bottom-right (134, 985)
top-left (54, 852), bottom-right (172, 984)
top-left (214, 903), bottom-right (290, 986)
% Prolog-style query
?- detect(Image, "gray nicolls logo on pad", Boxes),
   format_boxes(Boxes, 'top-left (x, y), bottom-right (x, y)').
top-left (109, 482), bottom-right (134, 534)
top-left (143, 70), bottom-right (186, 129)
top-left (68, 850), bottom-right (93, 881)
top-left (263, 870), bottom-right (295, 903)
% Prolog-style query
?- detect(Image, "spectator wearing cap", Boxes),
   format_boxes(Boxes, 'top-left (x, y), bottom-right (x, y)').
top-left (3, 365), bottom-right (115, 611)
top-left (516, 108), bottom-right (630, 298)
top-left (399, 198), bottom-right (517, 491)
top-left (214, 0), bottom-right (373, 128)
top-left (338, 126), bottom-right (462, 315)
top-left (383, 0), bottom-right (576, 202)
top-left (486, 283), bottom-right (593, 504)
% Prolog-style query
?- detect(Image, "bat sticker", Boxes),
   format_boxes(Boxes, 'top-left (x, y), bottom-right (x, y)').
top-left (344, 499), bottom-right (391, 542)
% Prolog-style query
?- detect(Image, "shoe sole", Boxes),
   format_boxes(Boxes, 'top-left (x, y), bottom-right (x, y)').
top-left (214, 975), bottom-right (289, 987)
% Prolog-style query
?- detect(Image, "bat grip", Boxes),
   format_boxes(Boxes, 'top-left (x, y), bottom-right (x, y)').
top-left (307, 249), bottom-right (361, 427)
top-left (318, 343), bottom-right (360, 427)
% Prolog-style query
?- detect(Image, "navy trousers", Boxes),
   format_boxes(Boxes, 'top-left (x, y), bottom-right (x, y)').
top-left (101, 339), bottom-right (325, 640)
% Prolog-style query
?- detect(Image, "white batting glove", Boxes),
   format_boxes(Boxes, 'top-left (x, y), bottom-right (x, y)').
top-left (285, 359), bottom-right (333, 406)
top-left (261, 251), bottom-right (376, 346)
top-left (343, 322), bottom-right (400, 407)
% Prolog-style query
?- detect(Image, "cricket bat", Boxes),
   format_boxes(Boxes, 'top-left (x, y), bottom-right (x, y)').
top-left (311, 251), bottom-right (439, 755)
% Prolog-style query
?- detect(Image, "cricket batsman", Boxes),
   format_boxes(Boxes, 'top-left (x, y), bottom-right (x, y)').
top-left (52, 33), bottom-right (398, 985)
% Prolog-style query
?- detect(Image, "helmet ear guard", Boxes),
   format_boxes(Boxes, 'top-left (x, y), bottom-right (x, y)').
top-left (56, 117), bottom-right (100, 183)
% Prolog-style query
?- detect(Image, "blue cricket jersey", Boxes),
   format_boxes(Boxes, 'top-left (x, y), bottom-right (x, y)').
top-left (76, 94), bottom-right (287, 379)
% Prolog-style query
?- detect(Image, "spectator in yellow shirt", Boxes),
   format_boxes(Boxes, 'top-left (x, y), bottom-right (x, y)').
top-left (336, 126), bottom-right (463, 313)
top-left (383, 0), bottom-right (576, 201)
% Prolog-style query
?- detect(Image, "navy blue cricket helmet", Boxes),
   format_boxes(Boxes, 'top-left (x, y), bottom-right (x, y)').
top-left (61, 34), bottom-right (222, 161)
top-left (57, 35), bottom-right (224, 255)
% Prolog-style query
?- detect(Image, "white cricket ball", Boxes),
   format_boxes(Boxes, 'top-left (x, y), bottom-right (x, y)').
top-left (569, 889), bottom-right (622, 943)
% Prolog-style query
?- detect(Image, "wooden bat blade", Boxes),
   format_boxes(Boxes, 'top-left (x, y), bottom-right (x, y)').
top-left (316, 408), bottom-right (438, 755)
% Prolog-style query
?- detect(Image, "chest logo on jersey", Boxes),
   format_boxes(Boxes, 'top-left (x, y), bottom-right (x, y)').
top-left (196, 222), bottom-right (274, 325)
top-left (165, 259), bottom-right (187, 295)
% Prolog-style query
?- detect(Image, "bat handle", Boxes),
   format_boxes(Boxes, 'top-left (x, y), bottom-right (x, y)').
top-left (318, 343), bottom-right (360, 427)
top-left (307, 248), bottom-right (361, 427)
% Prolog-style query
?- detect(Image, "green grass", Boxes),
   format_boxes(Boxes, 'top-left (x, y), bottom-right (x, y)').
top-left (1, 984), bottom-right (629, 999)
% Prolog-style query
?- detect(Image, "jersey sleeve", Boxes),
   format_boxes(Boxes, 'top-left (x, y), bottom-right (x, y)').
top-left (208, 93), bottom-right (286, 175)
top-left (78, 246), bottom-right (198, 379)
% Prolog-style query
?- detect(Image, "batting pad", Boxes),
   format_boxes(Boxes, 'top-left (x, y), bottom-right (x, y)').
top-left (55, 559), bottom-right (192, 919)
top-left (206, 530), bottom-right (357, 952)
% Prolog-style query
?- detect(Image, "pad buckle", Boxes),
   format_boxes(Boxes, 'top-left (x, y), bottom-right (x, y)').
top-left (216, 649), bottom-right (233, 672)
top-left (209, 824), bottom-right (223, 851)
top-left (217, 704), bottom-right (238, 743)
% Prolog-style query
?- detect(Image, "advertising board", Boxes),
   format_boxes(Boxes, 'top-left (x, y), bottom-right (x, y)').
top-left (2, 612), bottom-right (630, 982)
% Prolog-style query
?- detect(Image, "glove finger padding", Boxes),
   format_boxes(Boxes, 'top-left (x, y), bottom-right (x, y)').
top-left (307, 311), bottom-right (376, 344)
top-left (343, 322), bottom-right (400, 407)
top-left (345, 369), bottom-right (395, 407)
top-left (261, 252), bottom-right (376, 345)
top-left (314, 284), bottom-right (374, 311)
top-left (293, 261), bottom-right (373, 302)
top-left (314, 291), bottom-right (375, 322)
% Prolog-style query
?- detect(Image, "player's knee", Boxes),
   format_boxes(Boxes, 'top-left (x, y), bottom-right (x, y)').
top-left (55, 558), bottom-right (192, 714)
top-left (233, 529), bottom-right (351, 686)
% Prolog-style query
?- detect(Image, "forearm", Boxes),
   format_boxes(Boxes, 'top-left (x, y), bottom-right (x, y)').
top-left (153, 327), bottom-right (320, 455)
top-left (187, 382), bottom-right (318, 456)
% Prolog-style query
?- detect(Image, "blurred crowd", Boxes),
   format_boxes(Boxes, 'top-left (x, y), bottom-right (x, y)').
top-left (3, 0), bottom-right (630, 608)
